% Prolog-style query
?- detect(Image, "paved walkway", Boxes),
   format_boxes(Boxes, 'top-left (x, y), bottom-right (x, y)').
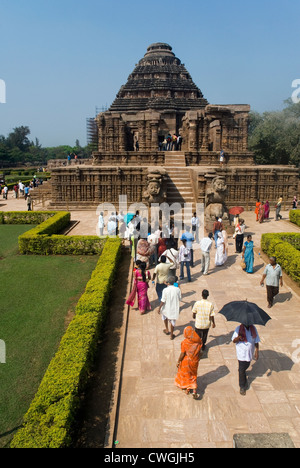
top-left (1, 195), bottom-right (300, 448)
top-left (112, 211), bottom-right (300, 449)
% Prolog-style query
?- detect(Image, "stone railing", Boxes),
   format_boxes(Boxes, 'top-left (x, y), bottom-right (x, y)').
top-left (92, 152), bottom-right (165, 166)
top-left (47, 159), bottom-right (93, 169)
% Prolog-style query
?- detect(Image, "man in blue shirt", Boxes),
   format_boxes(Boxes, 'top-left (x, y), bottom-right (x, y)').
top-left (181, 226), bottom-right (195, 267)
top-left (24, 185), bottom-right (30, 200)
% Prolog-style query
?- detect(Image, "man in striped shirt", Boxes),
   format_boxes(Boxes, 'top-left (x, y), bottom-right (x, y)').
top-left (192, 289), bottom-right (216, 351)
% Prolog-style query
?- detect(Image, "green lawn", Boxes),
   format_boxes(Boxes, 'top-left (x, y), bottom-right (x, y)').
top-left (0, 225), bottom-right (98, 447)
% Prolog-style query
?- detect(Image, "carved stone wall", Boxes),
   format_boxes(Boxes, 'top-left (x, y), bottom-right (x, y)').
top-left (195, 167), bottom-right (299, 210)
top-left (49, 166), bottom-right (147, 208)
top-left (181, 105), bottom-right (250, 154)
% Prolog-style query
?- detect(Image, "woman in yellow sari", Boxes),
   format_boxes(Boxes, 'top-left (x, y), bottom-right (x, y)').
top-left (175, 326), bottom-right (202, 399)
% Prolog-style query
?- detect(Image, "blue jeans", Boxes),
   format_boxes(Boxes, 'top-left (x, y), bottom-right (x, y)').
top-left (214, 231), bottom-right (220, 248)
top-left (276, 206), bottom-right (282, 220)
top-left (156, 283), bottom-right (167, 302)
top-left (180, 261), bottom-right (191, 281)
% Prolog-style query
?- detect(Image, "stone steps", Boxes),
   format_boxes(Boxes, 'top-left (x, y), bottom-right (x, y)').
top-left (164, 152), bottom-right (186, 167)
top-left (165, 165), bottom-right (196, 208)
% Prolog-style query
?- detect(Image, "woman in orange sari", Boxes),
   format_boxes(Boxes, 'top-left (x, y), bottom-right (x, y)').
top-left (258, 201), bottom-right (265, 223)
top-left (174, 326), bottom-right (202, 399)
top-left (255, 199), bottom-right (261, 222)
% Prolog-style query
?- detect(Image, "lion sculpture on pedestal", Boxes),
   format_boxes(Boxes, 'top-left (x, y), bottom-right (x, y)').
top-left (205, 176), bottom-right (229, 228)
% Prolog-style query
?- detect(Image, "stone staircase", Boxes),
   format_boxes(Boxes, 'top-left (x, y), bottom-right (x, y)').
top-left (30, 180), bottom-right (52, 206)
top-left (164, 152), bottom-right (196, 210)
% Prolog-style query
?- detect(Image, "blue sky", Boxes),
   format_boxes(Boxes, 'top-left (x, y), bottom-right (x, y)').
top-left (0, 0), bottom-right (299, 147)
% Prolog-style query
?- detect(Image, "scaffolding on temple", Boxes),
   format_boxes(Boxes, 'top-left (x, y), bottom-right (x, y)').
top-left (86, 105), bottom-right (108, 150)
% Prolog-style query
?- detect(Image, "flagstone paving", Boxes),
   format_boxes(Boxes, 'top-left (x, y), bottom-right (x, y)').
top-left (1, 195), bottom-right (300, 448)
top-left (111, 210), bottom-right (300, 449)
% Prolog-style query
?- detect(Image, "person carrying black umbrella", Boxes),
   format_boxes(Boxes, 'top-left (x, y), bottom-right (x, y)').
top-left (219, 300), bottom-right (270, 396)
top-left (232, 325), bottom-right (260, 396)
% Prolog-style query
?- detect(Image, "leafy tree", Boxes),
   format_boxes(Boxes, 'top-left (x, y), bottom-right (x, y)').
top-left (249, 100), bottom-right (300, 167)
top-left (6, 126), bottom-right (31, 152)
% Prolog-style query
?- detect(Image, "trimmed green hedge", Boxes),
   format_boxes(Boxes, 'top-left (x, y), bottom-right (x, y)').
top-left (0, 211), bottom-right (55, 225)
top-left (0, 211), bottom-right (105, 256)
top-left (10, 237), bottom-right (122, 448)
top-left (261, 232), bottom-right (300, 284)
top-left (290, 209), bottom-right (300, 227)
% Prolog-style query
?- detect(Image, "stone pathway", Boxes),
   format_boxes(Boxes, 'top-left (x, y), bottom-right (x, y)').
top-left (112, 211), bottom-right (300, 448)
top-left (1, 195), bottom-right (300, 448)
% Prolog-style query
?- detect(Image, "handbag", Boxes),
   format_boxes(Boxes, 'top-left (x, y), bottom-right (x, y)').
top-left (241, 259), bottom-right (246, 270)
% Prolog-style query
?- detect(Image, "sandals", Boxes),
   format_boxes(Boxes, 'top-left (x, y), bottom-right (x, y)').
top-left (182, 389), bottom-right (201, 400)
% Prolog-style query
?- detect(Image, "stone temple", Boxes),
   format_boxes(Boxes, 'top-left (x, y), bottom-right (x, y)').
top-left (49, 43), bottom-right (298, 226)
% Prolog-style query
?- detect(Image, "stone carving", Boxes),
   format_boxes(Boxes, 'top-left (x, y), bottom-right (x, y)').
top-left (205, 176), bottom-right (229, 224)
top-left (143, 168), bottom-right (167, 205)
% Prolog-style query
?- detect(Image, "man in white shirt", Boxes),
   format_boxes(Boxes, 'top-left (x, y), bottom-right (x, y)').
top-left (18, 181), bottom-right (24, 196)
top-left (107, 217), bottom-right (117, 236)
top-left (260, 256), bottom-right (283, 308)
top-left (191, 212), bottom-right (200, 243)
top-left (200, 233), bottom-right (213, 275)
top-left (232, 325), bottom-right (260, 395)
top-left (148, 231), bottom-right (159, 266)
top-left (158, 277), bottom-right (181, 340)
top-left (98, 212), bottom-right (105, 236)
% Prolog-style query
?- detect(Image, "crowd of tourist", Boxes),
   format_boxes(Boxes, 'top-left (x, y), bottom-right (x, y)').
top-left (118, 208), bottom-right (287, 397)
top-left (0, 177), bottom-right (44, 211)
top-left (158, 133), bottom-right (183, 151)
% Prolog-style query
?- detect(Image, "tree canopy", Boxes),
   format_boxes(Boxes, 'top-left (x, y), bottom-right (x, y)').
top-left (248, 99), bottom-right (300, 167)
top-left (0, 127), bottom-right (93, 167)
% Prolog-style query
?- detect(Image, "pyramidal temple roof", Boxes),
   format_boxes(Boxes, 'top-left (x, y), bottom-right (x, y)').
top-left (109, 43), bottom-right (209, 112)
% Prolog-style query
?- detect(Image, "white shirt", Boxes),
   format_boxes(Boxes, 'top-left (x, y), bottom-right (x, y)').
top-left (148, 233), bottom-right (159, 246)
top-left (98, 215), bottom-right (105, 228)
top-left (178, 245), bottom-right (191, 262)
top-left (232, 326), bottom-right (260, 362)
top-left (160, 248), bottom-right (178, 269)
top-left (107, 220), bottom-right (117, 234)
top-left (191, 216), bottom-right (200, 227)
top-left (263, 264), bottom-right (282, 287)
top-left (235, 224), bottom-right (245, 235)
top-left (200, 237), bottom-right (213, 253)
top-left (161, 285), bottom-right (181, 320)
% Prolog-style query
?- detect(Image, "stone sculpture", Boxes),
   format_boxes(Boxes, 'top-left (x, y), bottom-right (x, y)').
top-left (143, 168), bottom-right (167, 205)
top-left (205, 176), bottom-right (229, 224)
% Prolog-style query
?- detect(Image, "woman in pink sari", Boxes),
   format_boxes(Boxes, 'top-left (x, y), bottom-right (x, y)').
top-left (126, 262), bottom-right (151, 314)
top-left (264, 200), bottom-right (270, 219)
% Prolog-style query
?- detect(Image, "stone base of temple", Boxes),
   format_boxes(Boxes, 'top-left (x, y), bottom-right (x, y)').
top-left (48, 156), bottom-right (298, 217)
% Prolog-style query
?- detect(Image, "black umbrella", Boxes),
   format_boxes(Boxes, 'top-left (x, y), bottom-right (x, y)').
top-left (219, 300), bottom-right (271, 327)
